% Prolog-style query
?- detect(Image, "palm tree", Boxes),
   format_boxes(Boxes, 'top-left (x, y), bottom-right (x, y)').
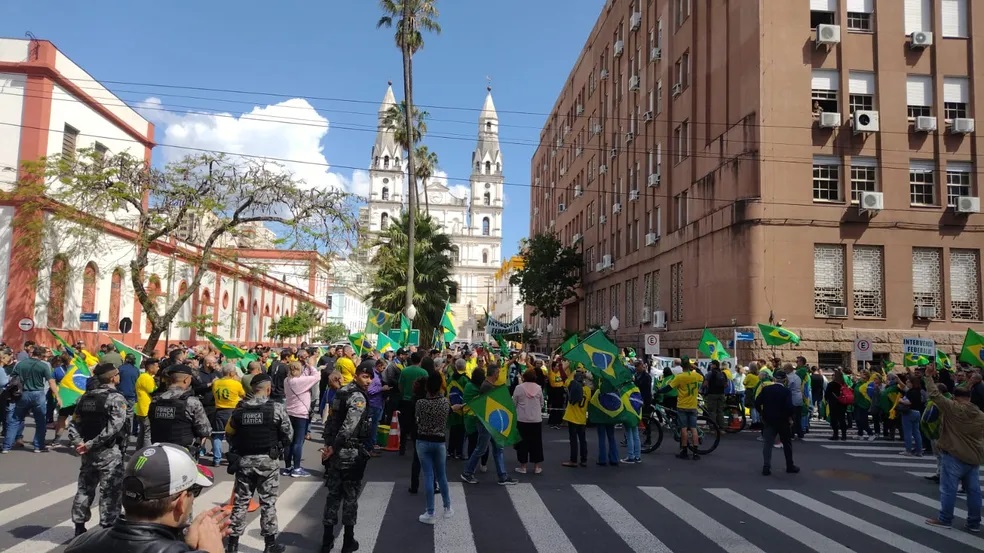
top-left (414, 145), bottom-right (439, 214)
top-left (377, 0), bottom-right (442, 316)
top-left (382, 102), bottom-right (429, 209)
top-left (366, 213), bottom-right (454, 343)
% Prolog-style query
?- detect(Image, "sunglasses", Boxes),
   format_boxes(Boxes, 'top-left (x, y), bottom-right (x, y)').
top-left (187, 485), bottom-right (204, 498)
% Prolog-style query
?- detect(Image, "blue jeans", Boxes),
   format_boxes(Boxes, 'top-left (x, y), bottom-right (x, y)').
top-left (284, 416), bottom-right (308, 470)
top-left (900, 410), bottom-right (923, 453)
top-left (596, 424), bottom-right (619, 464)
top-left (938, 452), bottom-right (981, 529)
top-left (624, 424), bottom-right (640, 459)
top-left (416, 440), bottom-right (451, 515)
top-left (366, 406), bottom-right (383, 451)
top-left (211, 409), bottom-right (233, 465)
top-left (463, 424), bottom-right (506, 479)
top-left (4, 390), bottom-right (47, 451)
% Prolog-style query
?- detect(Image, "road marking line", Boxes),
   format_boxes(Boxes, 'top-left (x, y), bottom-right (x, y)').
top-left (846, 453), bottom-right (918, 459)
top-left (820, 445), bottom-right (906, 451)
top-left (835, 491), bottom-right (983, 548)
top-left (239, 481), bottom-right (322, 553)
top-left (0, 483), bottom-right (80, 527)
top-left (894, 492), bottom-right (968, 519)
top-left (640, 487), bottom-right (761, 553)
top-left (329, 481), bottom-right (392, 553)
top-left (906, 471), bottom-right (984, 481)
top-left (0, 483), bottom-right (24, 495)
top-left (770, 490), bottom-right (940, 553)
top-left (873, 461), bottom-right (939, 468)
top-left (436, 482), bottom-right (477, 553)
top-left (506, 483), bottom-right (577, 553)
top-left (705, 489), bottom-right (854, 553)
top-left (572, 485), bottom-right (670, 553)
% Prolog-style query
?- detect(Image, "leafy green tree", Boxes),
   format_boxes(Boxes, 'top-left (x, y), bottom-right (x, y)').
top-left (266, 302), bottom-right (321, 343)
top-left (366, 213), bottom-right (453, 343)
top-left (313, 322), bottom-right (348, 344)
top-left (509, 232), bottom-right (583, 320)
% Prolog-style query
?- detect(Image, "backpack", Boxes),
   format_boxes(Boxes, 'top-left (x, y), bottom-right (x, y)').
top-left (0, 374), bottom-right (23, 403)
top-left (707, 369), bottom-right (728, 394)
top-left (837, 385), bottom-right (854, 406)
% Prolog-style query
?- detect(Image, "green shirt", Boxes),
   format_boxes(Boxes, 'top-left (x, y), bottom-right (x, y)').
top-left (399, 365), bottom-right (428, 401)
top-left (14, 358), bottom-right (53, 391)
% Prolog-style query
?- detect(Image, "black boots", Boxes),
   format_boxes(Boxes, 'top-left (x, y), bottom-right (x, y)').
top-left (341, 525), bottom-right (359, 553)
top-left (263, 534), bottom-right (286, 553)
top-left (322, 525), bottom-right (335, 553)
top-left (226, 536), bottom-right (239, 553)
top-left (73, 523), bottom-right (86, 537)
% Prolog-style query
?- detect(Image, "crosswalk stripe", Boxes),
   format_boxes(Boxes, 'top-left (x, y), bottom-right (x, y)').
top-left (873, 461), bottom-right (937, 469)
top-left (640, 487), bottom-right (764, 553)
top-left (0, 484), bottom-right (24, 494)
top-left (0, 484), bottom-right (80, 527)
top-left (894, 492), bottom-right (969, 519)
top-left (770, 490), bottom-right (940, 553)
top-left (507, 483), bottom-right (577, 553)
top-left (574, 485), bottom-right (671, 553)
top-left (705, 489), bottom-right (854, 553)
top-left (330, 481), bottom-right (393, 553)
top-left (821, 445), bottom-right (905, 451)
top-left (846, 453), bottom-right (917, 459)
top-left (436, 483), bottom-right (477, 553)
top-left (906, 471), bottom-right (983, 481)
top-left (238, 481), bottom-right (322, 553)
top-left (834, 491), bottom-right (984, 548)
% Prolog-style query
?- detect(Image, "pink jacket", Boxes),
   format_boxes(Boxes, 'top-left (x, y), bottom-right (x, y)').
top-left (285, 366), bottom-right (320, 419)
top-left (512, 382), bottom-right (544, 424)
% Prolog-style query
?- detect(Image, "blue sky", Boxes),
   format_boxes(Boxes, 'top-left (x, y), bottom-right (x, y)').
top-left (1, 1), bottom-right (602, 258)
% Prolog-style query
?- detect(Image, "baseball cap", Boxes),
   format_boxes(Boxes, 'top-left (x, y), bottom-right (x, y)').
top-left (123, 443), bottom-right (214, 500)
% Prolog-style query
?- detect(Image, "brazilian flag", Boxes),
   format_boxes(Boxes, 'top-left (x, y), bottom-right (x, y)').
top-left (958, 328), bottom-right (984, 369)
top-left (111, 338), bottom-right (144, 368)
top-left (349, 332), bottom-right (372, 355)
top-left (757, 323), bottom-right (800, 346)
top-left (204, 333), bottom-right (247, 359)
top-left (619, 383), bottom-right (643, 426)
top-left (376, 333), bottom-right (399, 354)
top-left (935, 350), bottom-right (954, 372)
top-left (58, 355), bottom-right (91, 408)
top-left (563, 330), bottom-right (633, 386)
top-left (697, 328), bottom-right (730, 361)
top-left (365, 309), bottom-right (395, 336)
top-left (465, 385), bottom-right (520, 446)
top-left (399, 314), bottom-right (412, 346)
top-left (903, 353), bottom-right (930, 367)
top-left (493, 334), bottom-right (510, 357)
top-left (588, 379), bottom-right (625, 424)
top-left (555, 334), bottom-right (579, 355)
top-left (440, 301), bottom-right (457, 343)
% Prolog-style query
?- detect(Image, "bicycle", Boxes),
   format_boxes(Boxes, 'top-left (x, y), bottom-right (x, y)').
top-left (641, 403), bottom-right (721, 455)
top-left (696, 394), bottom-right (747, 434)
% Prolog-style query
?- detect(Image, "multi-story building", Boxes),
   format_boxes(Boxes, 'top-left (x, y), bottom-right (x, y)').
top-left (530, 0), bottom-right (982, 367)
top-left (0, 37), bottom-right (326, 350)
top-left (361, 84), bottom-right (504, 341)
top-left (492, 255), bottom-right (524, 323)
top-left (324, 257), bottom-right (370, 335)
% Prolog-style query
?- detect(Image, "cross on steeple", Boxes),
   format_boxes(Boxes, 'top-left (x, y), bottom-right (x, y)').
top-left (486, 75), bottom-right (492, 92)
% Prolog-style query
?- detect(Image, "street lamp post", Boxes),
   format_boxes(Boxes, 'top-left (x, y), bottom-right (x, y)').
top-left (610, 315), bottom-right (620, 345)
top-left (546, 322), bottom-right (554, 356)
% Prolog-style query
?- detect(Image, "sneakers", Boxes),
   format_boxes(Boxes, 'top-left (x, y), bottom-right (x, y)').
top-left (279, 468), bottom-right (292, 476)
top-left (515, 467), bottom-right (527, 474)
top-left (762, 467), bottom-right (771, 476)
top-left (419, 512), bottom-right (437, 525)
top-left (786, 465), bottom-right (800, 474)
top-left (561, 461), bottom-right (578, 468)
top-left (443, 507), bottom-right (455, 519)
top-left (460, 474), bottom-right (478, 485)
top-left (290, 468), bottom-right (311, 478)
top-left (497, 477), bottom-right (519, 486)
top-left (966, 525), bottom-right (981, 534)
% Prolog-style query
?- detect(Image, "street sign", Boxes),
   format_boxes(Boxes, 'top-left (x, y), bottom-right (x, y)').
top-left (79, 312), bottom-right (99, 322)
top-left (903, 337), bottom-right (935, 358)
top-left (98, 322), bottom-right (109, 331)
top-left (118, 317), bottom-right (133, 334)
top-left (644, 334), bottom-right (660, 355)
top-left (734, 331), bottom-right (755, 342)
top-left (408, 329), bottom-right (420, 347)
top-left (17, 318), bottom-right (34, 332)
top-left (853, 338), bottom-right (873, 361)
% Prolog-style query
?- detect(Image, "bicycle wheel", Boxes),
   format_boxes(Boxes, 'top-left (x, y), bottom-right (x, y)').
top-left (722, 402), bottom-right (747, 434)
top-left (641, 413), bottom-right (664, 454)
top-left (692, 415), bottom-right (722, 455)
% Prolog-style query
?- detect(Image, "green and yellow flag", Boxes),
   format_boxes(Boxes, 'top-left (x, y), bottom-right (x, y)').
top-left (204, 333), bottom-right (247, 359)
top-left (697, 328), bottom-right (731, 361)
top-left (111, 338), bottom-right (144, 368)
top-left (958, 328), bottom-right (984, 369)
top-left (903, 353), bottom-right (930, 367)
top-left (758, 323), bottom-right (801, 346)
top-left (563, 330), bottom-right (633, 386)
top-left (365, 309), bottom-right (395, 336)
top-left (493, 334), bottom-right (510, 357)
top-left (466, 385), bottom-right (520, 446)
top-left (50, 329), bottom-right (91, 408)
top-left (376, 332), bottom-right (399, 354)
top-left (555, 334), bottom-right (580, 355)
top-left (935, 350), bottom-right (954, 372)
top-left (440, 301), bottom-right (457, 343)
top-left (349, 332), bottom-right (372, 355)
top-left (399, 314), bottom-right (412, 346)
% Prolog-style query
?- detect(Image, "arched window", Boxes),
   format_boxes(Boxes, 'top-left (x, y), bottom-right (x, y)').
top-left (200, 289), bottom-right (212, 317)
top-left (237, 298), bottom-right (246, 339)
top-left (47, 256), bottom-right (69, 328)
top-left (222, 291), bottom-right (230, 309)
top-left (381, 186), bottom-right (389, 200)
top-left (482, 250), bottom-right (489, 264)
top-left (448, 283), bottom-right (459, 304)
top-left (482, 217), bottom-right (491, 236)
top-left (486, 121), bottom-right (492, 132)
top-left (483, 191), bottom-right (491, 206)
top-left (381, 212), bottom-right (389, 230)
top-left (374, 156), bottom-right (380, 168)
top-left (475, 161), bottom-right (480, 170)
top-left (384, 155), bottom-right (390, 169)
top-left (252, 300), bottom-right (259, 316)
top-left (264, 304), bottom-right (271, 317)
top-left (450, 246), bottom-right (460, 264)
top-left (108, 267), bottom-right (124, 328)
top-left (496, 162), bottom-right (501, 173)
top-left (81, 262), bottom-right (98, 330)
top-left (485, 161), bottom-right (491, 174)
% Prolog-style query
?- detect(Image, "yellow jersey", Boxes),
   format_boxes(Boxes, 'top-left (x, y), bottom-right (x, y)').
top-left (548, 369), bottom-right (565, 388)
top-left (671, 370), bottom-right (704, 410)
top-left (213, 377), bottom-right (245, 409)
top-left (134, 373), bottom-right (156, 417)
top-left (563, 385), bottom-right (592, 425)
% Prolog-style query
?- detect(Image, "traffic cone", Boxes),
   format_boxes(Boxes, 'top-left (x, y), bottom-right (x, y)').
top-left (221, 490), bottom-right (259, 513)
top-left (729, 416), bottom-right (741, 431)
top-left (383, 411), bottom-right (401, 452)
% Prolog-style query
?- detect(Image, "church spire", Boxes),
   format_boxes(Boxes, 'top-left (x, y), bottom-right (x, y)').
top-left (472, 89), bottom-right (501, 176)
top-left (372, 82), bottom-right (402, 172)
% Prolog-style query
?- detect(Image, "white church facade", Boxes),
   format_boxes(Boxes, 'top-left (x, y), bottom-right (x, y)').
top-left (361, 85), bottom-right (504, 342)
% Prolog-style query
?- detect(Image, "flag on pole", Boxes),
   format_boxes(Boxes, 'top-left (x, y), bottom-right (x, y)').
top-left (365, 309), bottom-right (395, 335)
top-left (697, 329), bottom-right (731, 361)
top-left (48, 329), bottom-right (91, 408)
top-left (757, 323), bottom-right (801, 346)
top-left (111, 338), bottom-right (144, 368)
top-left (204, 333), bottom-right (247, 359)
top-left (958, 328), bottom-right (984, 369)
top-left (555, 334), bottom-right (580, 355)
top-left (440, 301), bottom-right (457, 343)
top-left (376, 333), bottom-right (399, 354)
top-left (493, 334), bottom-right (510, 357)
top-left (563, 330), bottom-right (633, 386)
top-left (399, 314), bottom-right (412, 346)
top-left (935, 350), bottom-right (954, 372)
top-left (349, 333), bottom-right (372, 355)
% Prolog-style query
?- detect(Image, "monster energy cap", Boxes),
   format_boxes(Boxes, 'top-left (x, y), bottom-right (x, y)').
top-left (123, 443), bottom-right (214, 500)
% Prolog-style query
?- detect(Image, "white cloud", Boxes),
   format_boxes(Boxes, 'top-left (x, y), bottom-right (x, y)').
top-left (138, 96), bottom-right (366, 195)
top-left (432, 171), bottom-right (470, 202)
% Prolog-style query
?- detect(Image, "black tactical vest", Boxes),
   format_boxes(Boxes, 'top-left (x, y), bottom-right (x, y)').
top-left (149, 392), bottom-right (195, 447)
top-left (231, 402), bottom-right (278, 455)
top-left (75, 389), bottom-right (119, 442)
top-left (327, 385), bottom-right (371, 446)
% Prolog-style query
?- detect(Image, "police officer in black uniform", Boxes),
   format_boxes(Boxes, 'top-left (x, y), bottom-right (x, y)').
top-left (148, 364), bottom-right (211, 459)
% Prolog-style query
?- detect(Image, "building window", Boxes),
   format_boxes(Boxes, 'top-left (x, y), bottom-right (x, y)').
top-left (93, 142), bottom-right (108, 159)
top-left (904, 0), bottom-right (931, 34)
top-left (482, 250), bottom-right (489, 264)
top-left (482, 217), bottom-right (490, 236)
top-left (656, 80), bottom-right (663, 114)
top-left (610, 284), bottom-right (620, 318)
top-left (813, 156), bottom-right (841, 202)
top-left (847, 8), bottom-right (873, 32)
top-left (624, 278), bottom-right (635, 327)
top-left (950, 249), bottom-right (981, 321)
top-left (485, 161), bottom-right (492, 174)
top-left (848, 71), bottom-right (875, 112)
top-left (675, 120), bottom-right (689, 162)
top-left (383, 155), bottom-right (390, 169)
top-left (108, 267), bottom-right (123, 328)
top-left (941, 0), bottom-right (968, 38)
top-left (451, 246), bottom-right (460, 264)
top-left (853, 245), bottom-right (884, 318)
top-left (484, 191), bottom-right (491, 206)
top-left (648, 269), bottom-right (661, 311)
top-left (670, 262), bottom-right (683, 321)
top-left (675, 0), bottom-right (690, 28)
top-left (811, 69), bottom-right (839, 113)
top-left (81, 261), bottom-right (98, 330)
top-left (62, 124), bottom-right (79, 161)
top-left (909, 161), bottom-right (936, 206)
top-left (381, 186), bottom-right (389, 200)
top-left (946, 162), bottom-right (973, 207)
top-left (380, 212), bottom-right (389, 230)
top-left (814, 244), bottom-right (846, 317)
top-left (943, 77), bottom-right (970, 119)
top-left (810, 0), bottom-right (836, 28)
top-left (326, 296), bottom-right (332, 310)
top-left (850, 157), bottom-right (877, 203)
top-left (906, 75), bottom-right (932, 118)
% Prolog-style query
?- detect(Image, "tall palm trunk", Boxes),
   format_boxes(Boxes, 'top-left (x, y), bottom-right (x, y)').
top-left (402, 6), bottom-right (416, 315)
top-left (409, 53), bottom-right (429, 215)
top-left (423, 176), bottom-right (430, 214)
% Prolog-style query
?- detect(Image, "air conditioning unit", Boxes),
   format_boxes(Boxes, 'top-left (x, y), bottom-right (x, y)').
top-left (852, 110), bottom-right (880, 134)
top-left (576, 104), bottom-right (584, 116)
top-left (647, 173), bottom-right (661, 187)
top-left (650, 47), bottom-right (662, 62)
top-left (572, 233), bottom-right (582, 244)
top-left (612, 202), bottom-right (622, 214)
top-left (815, 24), bottom-right (841, 47)
top-left (643, 111), bottom-right (654, 122)
top-left (599, 164), bottom-right (608, 174)
top-left (956, 196), bottom-right (981, 214)
top-left (601, 68), bottom-right (609, 80)
top-left (914, 116), bottom-right (937, 132)
top-left (576, 147), bottom-right (583, 157)
top-left (828, 306), bottom-right (848, 318)
top-left (599, 214), bottom-right (608, 224)
top-left (949, 118), bottom-right (975, 134)
top-left (672, 83), bottom-right (683, 97)
top-left (914, 305), bottom-right (937, 319)
top-left (645, 232), bottom-right (658, 246)
top-left (653, 310), bottom-right (667, 329)
top-left (625, 132), bottom-right (634, 143)
top-left (535, 177), bottom-right (541, 185)
top-left (592, 123), bottom-right (603, 134)
top-left (610, 148), bottom-right (617, 158)
top-left (602, 254), bottom-right (612, 268)
top-left (564, 125), bottom-right (571, 136)
top-left (614, 40), bottom-right (624, 57)
top-left (859, 191), bottom-right (884, 212)
top-left (595, 262), bottom-right (604, 272)
top-left (629, 75), bottom-right (640, 91)
top-left (556, 137), bottom-right (563, 148)
top-left (910, 31), bottom-right (933, 48)
top-left (574, 185), bottom-right (583, 197)
top-left (818, 112), bottom-right (841, 129)
top-left (629, 189), bottom-right (640, 201)
top-left (559, 166), bottom-right (566, 176)
top-left (640, 307), bottom-right (651, 323)
top-left (558, 203), bottom-right (566, 213)
top-left (630, 12), bottom-right (642, 31)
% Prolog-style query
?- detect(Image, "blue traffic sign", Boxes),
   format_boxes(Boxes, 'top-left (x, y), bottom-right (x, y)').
top-left (79, 312), bottom-right (99, 322)
top-left (98, 322), bottom-right (109, 331)
top-left (735, 331), bottom-right (755, 342)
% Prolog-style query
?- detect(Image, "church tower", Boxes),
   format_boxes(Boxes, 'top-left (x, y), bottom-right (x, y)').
top-left (366, 83), bottom-right (405, 234)
top-left (467, 87), bottom-right (503, 270)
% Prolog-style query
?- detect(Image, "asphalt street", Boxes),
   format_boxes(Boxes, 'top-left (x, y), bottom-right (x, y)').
top-left (0, 418), bottom-right (979, 553)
